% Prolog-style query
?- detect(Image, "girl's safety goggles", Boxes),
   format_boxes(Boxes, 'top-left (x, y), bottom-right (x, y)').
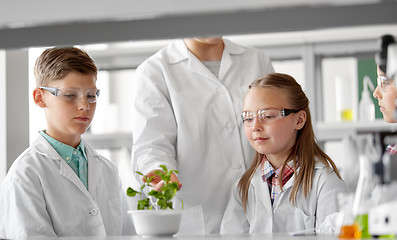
top-left (377, 76), bottom-right (395, 92)
top-left (242, 108), bottom-right (299, 127)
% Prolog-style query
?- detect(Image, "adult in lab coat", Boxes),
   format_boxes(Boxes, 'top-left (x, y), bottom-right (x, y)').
top-left (0, 133), bottom-right (134, 238)
top-left (220, 162), bottom-right (345, 233)
top-left (131, 37), bottom-right (274, 233)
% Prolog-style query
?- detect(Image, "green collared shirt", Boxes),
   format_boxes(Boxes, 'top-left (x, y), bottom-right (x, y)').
top-left (40, 131), bottom-right (88, 190)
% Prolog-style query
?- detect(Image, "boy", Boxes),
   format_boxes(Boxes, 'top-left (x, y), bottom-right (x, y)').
top-left (0, 47), bottom-right (133, 238)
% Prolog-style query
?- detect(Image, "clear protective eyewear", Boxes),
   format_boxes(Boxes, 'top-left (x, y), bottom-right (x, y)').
top-left (242, 108), bottom-right (299, 127)
top-left (40, 87), bottom-right (100, 103)
top-left (377, 76), bottom-right (395, 92)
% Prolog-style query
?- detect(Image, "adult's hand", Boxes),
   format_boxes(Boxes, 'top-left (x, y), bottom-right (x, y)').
top-left (144, 170), bottom-right (182, 191)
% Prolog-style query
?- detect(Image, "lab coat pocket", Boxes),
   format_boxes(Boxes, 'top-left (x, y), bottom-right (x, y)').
top-left (286, 206), bottom-right (315, 232)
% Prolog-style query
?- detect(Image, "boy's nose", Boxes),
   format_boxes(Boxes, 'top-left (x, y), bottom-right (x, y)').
top-left (77, 96), bottom-right (90, 110)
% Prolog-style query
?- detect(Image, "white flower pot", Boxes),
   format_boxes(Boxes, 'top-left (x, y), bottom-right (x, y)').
top-left (128, 210), bottom-right (182, 237)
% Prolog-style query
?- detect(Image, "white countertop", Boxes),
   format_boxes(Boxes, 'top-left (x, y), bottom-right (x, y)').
top-left (11, 233), bottom-right (358, 240)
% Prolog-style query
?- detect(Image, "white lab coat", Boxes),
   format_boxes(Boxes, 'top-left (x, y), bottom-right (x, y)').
top-left (131, 38), bottom-right (274, 234)
top-left (220, 162), bottom-right (347, 234)
top-left (0, 132), bottom-right (134, 238)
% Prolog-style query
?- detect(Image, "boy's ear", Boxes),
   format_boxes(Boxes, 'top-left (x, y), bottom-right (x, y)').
top-left (33, 88), bottom-right (46, 108)
top-left (295, 110), bottom-right (307, 130)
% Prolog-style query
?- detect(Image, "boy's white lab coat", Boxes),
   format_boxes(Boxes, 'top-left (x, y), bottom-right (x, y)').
top-left (131, 38), bottom-right (274, 233)
top-left (220, 162), bottom-right (346, 234)
top-left (0, 133), bottom-right (134, 238)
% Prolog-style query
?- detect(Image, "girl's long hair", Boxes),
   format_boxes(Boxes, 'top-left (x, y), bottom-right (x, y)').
top-left (238, 73), bottom-right (341, 211)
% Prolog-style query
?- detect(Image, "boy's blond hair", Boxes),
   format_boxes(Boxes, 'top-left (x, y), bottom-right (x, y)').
top-left (34, 47), bottom-right (97, 87)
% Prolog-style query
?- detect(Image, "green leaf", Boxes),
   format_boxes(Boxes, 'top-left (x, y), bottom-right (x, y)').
top-left (164, 188), bottom-right (175, 201)
top-left (154, 170), bottom-right (165, 180)
top-left (148, 190), bottom-right (163, 199)
top-left (129, 166), bottom-right (182, 210)
top-left (160, 165), bottom-right (168, 173)
top-left (157, 199), bottom-right (167, 209)
top-left (126, 187), bottom-right (139, 197)
top-left (137, 198), bottom-right (150, 210)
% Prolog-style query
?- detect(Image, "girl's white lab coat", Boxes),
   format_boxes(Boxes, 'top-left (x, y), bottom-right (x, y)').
top-left (131, 38), bottom-right (274, 233)
top-left (0, 133), bottom-right (134, 238)
top-left (220, 162), bottom-right (346, 234)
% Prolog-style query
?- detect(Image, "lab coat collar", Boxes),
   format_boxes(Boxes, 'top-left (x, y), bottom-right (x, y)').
top-left (252, 169), bottom-right (273, 215)
top-left (166, 40), bottom-right (215, 81)
top-left (32, 132), bottom-right (102, 197)
top-left (32, 132), bottom-right (66, 160)
top-left (166, 38), bottom-right (247, 81)
top-left (84, 140), bottom-right (103, 197)
top-left (223, 38), bottom-right (246, 55)
top-left (219, 38), bottom-right (245, 80)
top-left (252, 160), bottom-right (327, 211)
top-left (167, 38), bottom-right (246, 64)
top-left (278, 161), bottom-right (327, 190)
top-left (167, 39), bottom-right (188, 64)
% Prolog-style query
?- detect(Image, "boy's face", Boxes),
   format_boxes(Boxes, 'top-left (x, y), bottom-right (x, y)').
top-left (373, 66), bottom-right (397, 123)
top-left (36, 72), bottom-right (97, 147)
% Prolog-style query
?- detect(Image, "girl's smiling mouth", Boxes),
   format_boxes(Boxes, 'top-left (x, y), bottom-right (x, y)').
top-left (255, 137), bottom-right (268, 142)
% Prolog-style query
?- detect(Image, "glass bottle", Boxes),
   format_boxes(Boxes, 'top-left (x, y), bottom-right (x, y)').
top-left (352, 154), bottom-right (374, 238)
top-left (338, 193), bottom-right (361, 239)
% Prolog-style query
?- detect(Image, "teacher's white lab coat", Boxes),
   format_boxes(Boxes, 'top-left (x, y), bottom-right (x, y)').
top-left (220, 162), bottom-right (347, 234)
top-left (0, 133), bottom-right (134, 239)
top-left (131, 38), bottom-right (274, 233)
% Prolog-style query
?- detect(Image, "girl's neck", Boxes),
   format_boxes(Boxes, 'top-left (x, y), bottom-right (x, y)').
top-left (265, 153), bottom-right (291, 170)
top-left (183, 39), bottom-right (224, 61)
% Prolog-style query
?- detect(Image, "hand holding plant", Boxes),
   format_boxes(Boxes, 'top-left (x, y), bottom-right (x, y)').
top-left (127, 165), bottom-right (183, 210)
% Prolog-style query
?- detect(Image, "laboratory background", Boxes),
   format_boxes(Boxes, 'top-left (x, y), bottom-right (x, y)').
top-left (1, 0), bottom-right (397, 237)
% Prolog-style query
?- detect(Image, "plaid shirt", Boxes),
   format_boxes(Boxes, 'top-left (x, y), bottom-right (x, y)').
top-left (261, 156), bottom-right (296, 204)
top-left (386, 144), bottom-right (397, 155)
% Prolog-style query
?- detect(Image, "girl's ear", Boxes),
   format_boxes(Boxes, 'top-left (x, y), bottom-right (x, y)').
top-left (33, 88), bottom-right (46, 108)
top-left (295, 110), bottom-right (306, 130)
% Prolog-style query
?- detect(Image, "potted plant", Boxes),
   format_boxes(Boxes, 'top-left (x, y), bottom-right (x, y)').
top-left (127, 165), bottom-right (183, 237)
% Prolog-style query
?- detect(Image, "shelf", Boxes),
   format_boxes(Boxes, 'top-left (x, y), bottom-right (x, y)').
top-left (316, 120), bottom-right (397, 142)
top-left (82, 120), bottom-right (397, 149)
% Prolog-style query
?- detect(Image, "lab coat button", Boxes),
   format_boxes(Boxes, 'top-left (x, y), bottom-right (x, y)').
top-left (73, 151), bottom-right (77, 155)
top-left (90, 208), bottom-right (99, 216)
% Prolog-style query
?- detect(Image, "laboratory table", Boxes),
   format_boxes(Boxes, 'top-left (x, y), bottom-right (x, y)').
top-left (6, 234), bottom-right (377, 240)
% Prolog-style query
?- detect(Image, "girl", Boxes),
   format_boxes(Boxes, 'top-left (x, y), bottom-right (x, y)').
top-left (220, 73), bottom-right (346, 234)
top-left (373, 34), bottom-right (397, 154)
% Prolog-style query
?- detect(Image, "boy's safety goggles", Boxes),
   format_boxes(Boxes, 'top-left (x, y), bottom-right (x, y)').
top-left (39, 87), bottom-right (100, 103)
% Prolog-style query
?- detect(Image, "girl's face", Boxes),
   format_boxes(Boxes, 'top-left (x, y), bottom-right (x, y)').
top-left (373, 66), bottom-right (397, 123)
top-left (243, 87), bottom-right (306, 162)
